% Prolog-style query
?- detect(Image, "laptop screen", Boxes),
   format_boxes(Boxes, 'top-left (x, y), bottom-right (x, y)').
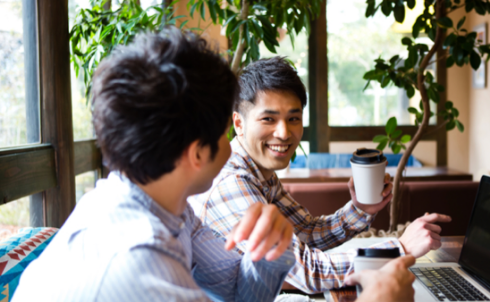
top-left (459, 175), bottom-right (490, 287)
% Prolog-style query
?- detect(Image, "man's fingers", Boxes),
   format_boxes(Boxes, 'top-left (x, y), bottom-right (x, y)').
top-left (233, 203), bottom-right (264, 243)
top-left (264, 222), bottom-right (293, 261)
top-left (249, 211), bottom-right (283, 260)
top-left (384, 173), bottom-right (391, 183)
top-left (387, 255), bottom-right (416, 270)
top-left (424, 223), bottom-right (442, 234)
top-left (225, 224), bottom-right (238, 250)
top-left (382, 182), bottom-right (393, 196)
top-left (247, 205), bottom-right (277, 251)
top-left (418, 213), bottom-right (452, 224)
top-left (344, 272), bottom-right (363, 286)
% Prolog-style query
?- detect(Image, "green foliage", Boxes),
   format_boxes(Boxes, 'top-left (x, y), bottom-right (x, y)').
top-left (373, 117), bottom-right (410, 154)
top-left (69, 0), bottom-right (185, 99)
top-left (188, 0), bottom-right (323, 68)
top-left (366, 0), bottom-right (480, 153)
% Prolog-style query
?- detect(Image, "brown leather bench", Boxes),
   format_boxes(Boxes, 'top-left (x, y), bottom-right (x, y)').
top-left (282, 181), bottom-right (480, 236)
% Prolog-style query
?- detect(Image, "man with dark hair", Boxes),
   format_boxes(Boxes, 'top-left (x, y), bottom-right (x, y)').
top-left (189, 56), bottom-right (452, 294)
top-left (12, 28), bottom-right (296, 302)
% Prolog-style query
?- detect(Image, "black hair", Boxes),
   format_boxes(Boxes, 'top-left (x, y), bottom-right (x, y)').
top-left (92, 27), bottom-right (237, 185)
top-left (235, 56), bottom-right (307, 114)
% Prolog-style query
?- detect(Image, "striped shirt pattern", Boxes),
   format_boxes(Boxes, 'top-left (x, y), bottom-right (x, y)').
top-left (189, 138), bottom-right (403, 294)
top-left (12, 173), bottom-right (295, 302)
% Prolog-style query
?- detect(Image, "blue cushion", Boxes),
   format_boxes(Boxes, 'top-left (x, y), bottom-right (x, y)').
top-left (290, 153), bottom-right (422, 169)
top-left (0, 227), bottom-right (58, 301)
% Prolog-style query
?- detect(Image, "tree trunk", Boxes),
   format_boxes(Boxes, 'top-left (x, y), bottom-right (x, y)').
top-left (230, 0), bottom-right (249, 74)
top-left (389, 0), bottom-right (446, 232)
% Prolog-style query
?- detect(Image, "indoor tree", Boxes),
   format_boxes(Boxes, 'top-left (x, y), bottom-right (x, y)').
top-left (186, 0), bottom-right (323, 74)
top-left (363, 0), bottom-right (490, 231)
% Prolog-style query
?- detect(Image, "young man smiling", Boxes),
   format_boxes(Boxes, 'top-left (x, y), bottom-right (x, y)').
top-left (189, 57), bottom-right (452, 294)
top-left (12, 30), bottom-right (296, 302)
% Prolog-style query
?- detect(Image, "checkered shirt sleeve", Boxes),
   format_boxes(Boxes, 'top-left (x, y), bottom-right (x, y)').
top-left (190, 173), bottom-right (404, 293)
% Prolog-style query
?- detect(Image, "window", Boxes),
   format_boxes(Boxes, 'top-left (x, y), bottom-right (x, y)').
top-left (327, 0), bottom-right (436, 126)
top-left (0, 0), bottom-right (40, 148)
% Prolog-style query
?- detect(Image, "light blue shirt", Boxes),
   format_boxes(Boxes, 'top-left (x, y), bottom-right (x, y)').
top-left (12, 173), bottom-right (295, 302)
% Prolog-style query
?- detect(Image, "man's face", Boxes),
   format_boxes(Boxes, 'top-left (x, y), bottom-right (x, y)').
top-left (234, 90), bottom-right (303, 179)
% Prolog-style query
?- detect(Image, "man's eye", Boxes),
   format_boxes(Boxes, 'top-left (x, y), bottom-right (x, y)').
top-left (290, 117), bottom-right (301, 122)
top-left (262, 117), bottom-right (273, 122)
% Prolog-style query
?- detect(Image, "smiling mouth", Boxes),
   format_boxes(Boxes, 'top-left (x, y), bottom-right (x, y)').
top-left (266, 144), bottom-right (291, 153)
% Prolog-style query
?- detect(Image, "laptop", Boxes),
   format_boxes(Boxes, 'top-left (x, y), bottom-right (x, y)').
top-left (411, 175), bottom-right (490, 301)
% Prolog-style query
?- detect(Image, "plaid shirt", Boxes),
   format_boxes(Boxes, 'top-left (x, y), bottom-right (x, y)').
top-left (188, 138), bottom-right (404, 294)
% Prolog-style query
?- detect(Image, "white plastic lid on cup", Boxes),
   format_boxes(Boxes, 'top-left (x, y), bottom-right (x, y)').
top-left (350, 148), bottom-right (387, 205)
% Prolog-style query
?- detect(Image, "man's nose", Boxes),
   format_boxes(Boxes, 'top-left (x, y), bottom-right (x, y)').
top-left (273, 120), bottom-right (291, 140)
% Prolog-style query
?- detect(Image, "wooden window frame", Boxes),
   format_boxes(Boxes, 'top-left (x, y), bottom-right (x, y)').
top-left (0, 0), bottom-right (102, 228)
top-left (305, 0), bottom-right (448, 166)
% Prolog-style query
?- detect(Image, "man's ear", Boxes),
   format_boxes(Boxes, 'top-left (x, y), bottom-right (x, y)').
top-left (184, 140), bottom-right (207, 171)
top-left (233, 111), bottom-right (245, 136)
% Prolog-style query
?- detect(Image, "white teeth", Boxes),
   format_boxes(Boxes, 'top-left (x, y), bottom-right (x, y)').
top-left (268, 145), bottom-right (289, 152)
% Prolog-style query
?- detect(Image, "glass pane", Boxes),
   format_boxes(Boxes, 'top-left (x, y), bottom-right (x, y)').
top-left (69, 0), bottom-right (95, 140)
top-left (0, 0), bottom-right (40, 148)
top-left (259, 30), bottom-right (310, 127)
top-left (76, 171), bottom-right (96, 203)
top-left (327, 0), bottom-right (436, 126)
top-left (0, 196), bottom-right (29, 242)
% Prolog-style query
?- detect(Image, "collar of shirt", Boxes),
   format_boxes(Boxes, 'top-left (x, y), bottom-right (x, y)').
top-left (229, 138), bottom-right (281, 200)
top-left (110, 172), bottom-right (188, 238)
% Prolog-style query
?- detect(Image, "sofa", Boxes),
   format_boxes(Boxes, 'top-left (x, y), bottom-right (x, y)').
top-left (282, 181), bottom-right (480, 236)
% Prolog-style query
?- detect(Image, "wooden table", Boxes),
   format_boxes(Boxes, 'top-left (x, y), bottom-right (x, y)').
top-left (277, 167), bottom-right (473, 183)
top-left (322, 236), bottom-right (465, 302)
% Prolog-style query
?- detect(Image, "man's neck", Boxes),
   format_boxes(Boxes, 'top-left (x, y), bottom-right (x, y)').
top-left (236, 137), bottom-right (275, 181)
top-left (137, 169), bottom-right (192, 216)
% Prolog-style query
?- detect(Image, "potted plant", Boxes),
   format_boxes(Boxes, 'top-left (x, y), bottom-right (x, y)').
top-left (363, 0), bottom-right (490, 231)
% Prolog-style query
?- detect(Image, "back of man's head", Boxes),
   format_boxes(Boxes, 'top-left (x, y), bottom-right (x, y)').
top-left (235, 57), bottom-right (307, 115)
top-left (92, 27), bottom-right (237, 185)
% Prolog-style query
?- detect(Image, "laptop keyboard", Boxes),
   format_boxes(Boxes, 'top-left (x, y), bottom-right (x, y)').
top-left (410, 267), bottom-right (490, 301)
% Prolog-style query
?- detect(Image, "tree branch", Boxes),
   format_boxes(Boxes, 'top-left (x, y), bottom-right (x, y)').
top-left (389, 0), bottom-right (446, 232)
top-left (230, 0), bottom-right (249, 74)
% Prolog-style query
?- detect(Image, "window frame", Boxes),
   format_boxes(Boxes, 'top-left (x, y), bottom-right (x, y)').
top-left (0, 0), bottom-right (102, 228)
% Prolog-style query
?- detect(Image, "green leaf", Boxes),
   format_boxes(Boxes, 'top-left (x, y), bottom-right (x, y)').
top-left (457, 16), bottom-right (466, 29)
top-left (455, 120), bottom-right (465, 132)
top-left (381, 75), bottom-right (390, 88)
top-left (298, 142), bottom-right (308, 157)
top-left (407, 0), bottom-right (416, 9)
top-left (445, 101), bottom-right (453, 109)
top-left (446, 120), bottom-right (456, 130)
top-left (436, 17), bottom-right (453, 29)
top-left (427, 88), bottom-right (440, 103)
top-left (406, 84), bottom-right (415, 98)
top-left (401, 134), bottom-right (411, 143)
top-left (392, 144), bottom-right (402, 154)
top-left (452, 107), bottom-right (460, 117)
top-left (401, 37), bottom-right (412, 46)
top-left (408, 107), bottom-right (418, 114)
top-left (394, 5), bottom-right (405, 23)
top-left (385, 117), bottom-right (397, 135)
top-left (391, 129), bottom-right (402, 139)
top-left (376, 140), bottom-right (388, 151)
top-left (470, 50), bottom-right (482, 70)
top-left (373, 135), bottom-right (389, 143)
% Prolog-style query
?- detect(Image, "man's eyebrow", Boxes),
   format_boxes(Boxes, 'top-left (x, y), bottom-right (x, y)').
top-left (289, 108), bottom-right (302, 114)
top-left (260, 109), bottom-right (280, 115)
top-left (259, 108), bottom-right (303, 115)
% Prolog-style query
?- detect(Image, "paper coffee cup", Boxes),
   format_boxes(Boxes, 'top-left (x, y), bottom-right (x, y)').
top-left (350, 148), bottom-right (387, 205)
top-left (353, 248), bottom-right (400, 295)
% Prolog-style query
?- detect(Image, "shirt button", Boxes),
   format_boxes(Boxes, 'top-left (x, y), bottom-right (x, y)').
top-left (180, 222), bottom-right (185, 229)
top-left (286, 260), bottom-right (293, 265)
top-left (264, 187), bottom-right (269, 192)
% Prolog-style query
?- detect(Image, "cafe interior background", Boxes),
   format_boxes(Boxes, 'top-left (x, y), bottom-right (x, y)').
top-left (1, 0), bottom-right (489, 247)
